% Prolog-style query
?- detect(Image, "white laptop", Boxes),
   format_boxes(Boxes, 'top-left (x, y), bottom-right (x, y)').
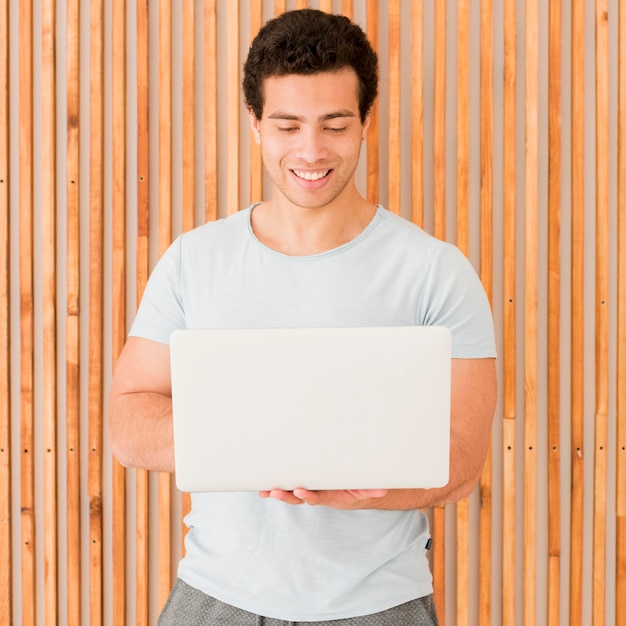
top-left (170, 326), bottom-right (451, 492)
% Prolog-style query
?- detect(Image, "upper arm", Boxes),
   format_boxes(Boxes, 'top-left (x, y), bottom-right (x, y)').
top-left (449, 357), bottom-right (497, 478)
top-left (110, 336), bottom-right (172, 398)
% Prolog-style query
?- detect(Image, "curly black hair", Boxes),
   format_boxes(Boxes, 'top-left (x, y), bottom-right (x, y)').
top-left (243, 9), bottom-right (378, 123)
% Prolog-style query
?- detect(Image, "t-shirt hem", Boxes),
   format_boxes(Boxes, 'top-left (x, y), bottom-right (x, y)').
top-left (178, 573), bottom-right (433, 622)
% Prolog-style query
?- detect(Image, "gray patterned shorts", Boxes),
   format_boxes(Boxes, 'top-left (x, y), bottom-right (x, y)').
top-left (158, 578), bottom-right (439, 625)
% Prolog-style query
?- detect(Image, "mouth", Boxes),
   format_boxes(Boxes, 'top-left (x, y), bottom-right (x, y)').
top-left (292, 169), bottom-right (331, 182)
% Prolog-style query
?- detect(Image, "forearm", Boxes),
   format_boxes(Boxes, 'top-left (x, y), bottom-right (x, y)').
top-left (108, 391), bottom-right (175, 473)
top-left (350, 437), bottom-right (484, 510)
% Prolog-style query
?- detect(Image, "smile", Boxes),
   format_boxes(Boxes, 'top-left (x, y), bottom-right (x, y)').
top-left (292, 169), bottom-right (330, 181)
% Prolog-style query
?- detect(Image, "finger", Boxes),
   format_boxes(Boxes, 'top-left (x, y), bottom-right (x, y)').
top-left (291, 488), bottom-right (321, 505)
top-left (268, 489), bottom-right (305, 505)
top-left (351, 489), bottom-right (388, 499)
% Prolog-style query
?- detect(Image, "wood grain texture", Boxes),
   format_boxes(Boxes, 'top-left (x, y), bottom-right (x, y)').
top-left (366, 0), bottom-right (379, 204)
top-left (226, 1), bottom-right (240, 215)
top-left (569, 0), bottom-right (585, 622)
top-left (182, 0), bottom-right (195, 232)
top-left (89, 1), bottom-right (106, 622)
top-left (111, 0), bottom-right (127, 621)
top-left (433, 0), bottom-right (446, 241)
top-left (0, 0), bottom-right (10, 621)
top-left (547, 1), bottom-right (562, 624)
top-left (411, 0), bottom-right (423, 227)
top-left (523, 0), bottom-right (539, 624)
top-left (502, 1), bottom-right (517, 621)
top-left (617, 0), bottom-right (626, 619)
top-left (66, 0), bottom-right (82, 622)
top-left (42, 1), bottom-right (58, 620)
top-left (19, 0), bottom-right (35, 622)
top-left (249, 1), bottom-right (264, 203)
top-left (205, 0), bottom-right (218, 221)
top-left (593, 3), bottom-right (610, 624)
top-left (387, 0), bottom-right (401, 215)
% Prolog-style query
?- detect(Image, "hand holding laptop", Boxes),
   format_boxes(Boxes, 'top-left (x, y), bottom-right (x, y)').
top-left (259, 488), bottom-right (389, 508)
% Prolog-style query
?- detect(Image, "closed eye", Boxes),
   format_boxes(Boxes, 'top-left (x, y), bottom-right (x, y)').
top-left (326, 126), bottom-right (348, 133)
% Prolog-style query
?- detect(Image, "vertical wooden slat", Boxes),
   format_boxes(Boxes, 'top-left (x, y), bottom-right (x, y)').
top-left (226, 1), bottom-right (240, 216)
top-left (617, 0), bottom-right (626, 619)
top-left (0, 0), bottom-right (10, 620)
top-left (410, 0), bottom-right (423, 227)
top-left (501, 0), bottom-right (517, 622)
top-left (42, 0), bottom-right (58, 620)
top-left (523, 0), bottom-right (539, 624)
top-left (593, 2), bottom-right (609, 624)
top-left (455, 3), bottom-right (471, 625)
top-left (430, 4), bottom-right (447, 619)
top-left (455, 0), bottom-right (469, 257)
top-left (387, 0), bottom-right (401, 215)
top-left (569, 0), bottom-right (585, 622)
top-left (319, 0), bottom-right (333, 14)
top-left (478, 0), bottom-right (494, 623)
top-left (136, 0), bottom-right (151, 622)
top-left (433, 0), bottom-right (446, 240)
top-left (205, 0), bottom-right (218, 221)
top-left (89, 0), bottom-right (105, 622)
top-left (274, 0), bottom-right (286, 15)
top-left (158, 0), bottom-right (173, 614)
top-left (365, 0), bottom-right (379, 204)
top-left (547, 1), bottom-right (562, 624)
top-left (111, 0), bottom-right (127, 622)
top-left (66, 0), bottom-right (82, 622)
top-left (341, 1), bottom-right (354, 19)
top-left (182, 0), bottom-right (195, 231)
top-left (431, 507), bottom-right (445, 626)
top-left (159, 0), bottom-right (171, 252)
top-left (249, 0), bottom-right (263, 204)
top-left (295, 0), bottom-right (308, 11)
top-left (19, 0), bottom-right (36, 622)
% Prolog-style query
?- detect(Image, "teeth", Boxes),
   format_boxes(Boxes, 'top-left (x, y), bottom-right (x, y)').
top-left (293, 170), bottom-right (329, 181)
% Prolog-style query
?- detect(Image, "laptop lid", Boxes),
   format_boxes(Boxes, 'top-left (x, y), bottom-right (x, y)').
top-left (170, 326), bottom-right (451, 492)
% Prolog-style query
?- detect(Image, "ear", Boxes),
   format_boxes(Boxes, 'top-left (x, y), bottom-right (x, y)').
top-left (360, 111), bottom-right (371, 140)
top-left (248, 108), bottom-right (261, 145)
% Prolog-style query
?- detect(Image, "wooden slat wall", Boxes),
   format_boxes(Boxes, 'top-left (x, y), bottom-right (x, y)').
top-left (3, 1), bottom-right (624, 624)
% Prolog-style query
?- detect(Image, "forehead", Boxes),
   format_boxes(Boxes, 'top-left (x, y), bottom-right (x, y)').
top-left (261, 68), bottom-right (360, 120)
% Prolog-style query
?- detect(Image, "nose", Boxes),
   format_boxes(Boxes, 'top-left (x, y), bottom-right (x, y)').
top-left (294, 127), bottom-right (329, 164)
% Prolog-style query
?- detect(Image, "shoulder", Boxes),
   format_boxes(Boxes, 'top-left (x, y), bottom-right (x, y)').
top-left (179, 206), bottom-right (252, 248)
top-left (375, 207), bottom-right (467, 264)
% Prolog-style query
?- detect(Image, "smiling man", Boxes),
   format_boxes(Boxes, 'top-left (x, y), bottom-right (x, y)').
top-left (108, 9), bottom-right (497, 625)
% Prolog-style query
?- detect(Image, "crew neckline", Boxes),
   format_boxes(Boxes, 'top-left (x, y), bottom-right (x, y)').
top-left (246, 203), bottom-right (385, 261)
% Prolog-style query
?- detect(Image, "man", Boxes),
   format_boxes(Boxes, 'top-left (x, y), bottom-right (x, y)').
top-left (108, 9), bottom-right (497, 625)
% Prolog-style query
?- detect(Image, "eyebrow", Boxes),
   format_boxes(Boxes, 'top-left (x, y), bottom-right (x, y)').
top-left (267, 110), bottom-right (357, 122)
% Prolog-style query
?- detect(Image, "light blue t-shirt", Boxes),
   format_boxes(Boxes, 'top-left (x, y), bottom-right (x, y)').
top-left (130, 205), bottom-right (496, 621)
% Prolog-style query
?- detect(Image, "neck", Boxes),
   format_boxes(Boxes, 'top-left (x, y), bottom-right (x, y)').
top-left (251, 194), bottom-right (377, 256)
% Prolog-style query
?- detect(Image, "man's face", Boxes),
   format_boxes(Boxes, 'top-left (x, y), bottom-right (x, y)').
top-left (249, 68), bottom-right (369, 211)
